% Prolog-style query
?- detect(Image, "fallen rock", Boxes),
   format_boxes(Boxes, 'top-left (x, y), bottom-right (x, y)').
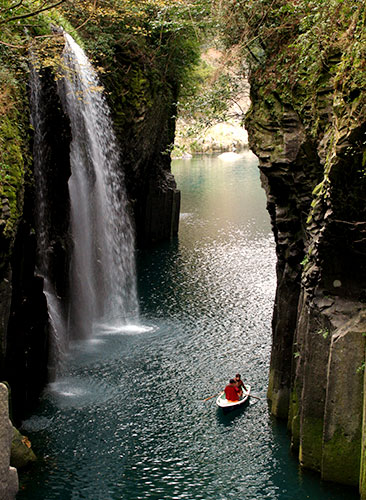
top-left (10, 427), bottom-right (37, 469)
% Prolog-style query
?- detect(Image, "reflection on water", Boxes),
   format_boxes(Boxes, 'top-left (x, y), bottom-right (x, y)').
top-left (18, 153), bottom-right (357, 500)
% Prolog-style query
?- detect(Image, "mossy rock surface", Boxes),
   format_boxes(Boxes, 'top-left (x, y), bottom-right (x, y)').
top-left (299, 417), bottom-right (324, 471)
top-left (322, 427), bottom-right (361, 485)
top-left (10, 427), bottom-right (36, 469)
top-left (0, 50), bottom-right (30, 277)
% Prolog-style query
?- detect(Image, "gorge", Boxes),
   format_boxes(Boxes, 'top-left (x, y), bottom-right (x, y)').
top-left (0, 0), bottom-right (366, 499)
top-left (240, 1), bottom-right (366, 493)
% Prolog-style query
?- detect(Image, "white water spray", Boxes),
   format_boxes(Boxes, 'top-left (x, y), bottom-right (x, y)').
top-left (58, 33), bottom-right (139, 338)
top-left (31, 32), bottom-right (139, 372)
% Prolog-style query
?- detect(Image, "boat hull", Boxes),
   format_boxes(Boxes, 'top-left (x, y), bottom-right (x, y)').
top-left (216, 385), bottom-right (251, 413)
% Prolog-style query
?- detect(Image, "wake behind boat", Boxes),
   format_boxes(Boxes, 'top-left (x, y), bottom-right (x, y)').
top-left (216, 385), bottom-right (251, 412)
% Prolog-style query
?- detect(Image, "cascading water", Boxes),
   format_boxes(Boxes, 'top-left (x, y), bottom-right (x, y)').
top-left (58, 33), bottom-right (139, 338)
top-left (30, 62), bottom-right (68, 374)
top-left (31, 32), bottom-right (139, 375)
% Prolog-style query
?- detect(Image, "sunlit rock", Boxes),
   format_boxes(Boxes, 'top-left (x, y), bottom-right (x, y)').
top-left (218, 151), bottom-right (242, 161)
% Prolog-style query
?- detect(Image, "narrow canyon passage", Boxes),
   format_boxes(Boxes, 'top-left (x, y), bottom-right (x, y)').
top-left (18, 154), bottom-right (357, 499)
top-left (2, 3), bottom-right (366, 499)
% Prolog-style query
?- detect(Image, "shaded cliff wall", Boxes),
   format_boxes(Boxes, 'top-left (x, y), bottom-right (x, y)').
top-left (0, 46), bottom-right (51, 422)
top-left (242, 0), bottom-right (366, 492)
top-left (1, 11), bottom-right (191, 419)
top-left (0, 55), bottom-right (72, 421)
top-left (103, 60), bottom-right (181, 247)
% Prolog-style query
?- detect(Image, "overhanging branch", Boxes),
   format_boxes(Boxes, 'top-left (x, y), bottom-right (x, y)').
top-left (0, 0), bottom-right (66, 25)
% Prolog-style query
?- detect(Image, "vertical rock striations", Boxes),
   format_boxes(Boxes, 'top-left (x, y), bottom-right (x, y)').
top-left (244, 2), bottom-right (366, 490)
top-left (0, 58), bottom-right (55, 421)
top-left (246, 26), bottom-right (366, 492)
top-left (3, 67), bottom-right (72, 421)
top-left (102, 60), bottom-right (181, 247)
top-left (0, 25), bottom-right (184, 421)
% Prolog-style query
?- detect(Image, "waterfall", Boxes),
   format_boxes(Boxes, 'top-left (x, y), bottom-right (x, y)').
top-left (31, 31), bottom-right (139, 371)
top-left (58, 33), bottom-right (139, 338)
top-left (29, 62), bottom-right (68, 373)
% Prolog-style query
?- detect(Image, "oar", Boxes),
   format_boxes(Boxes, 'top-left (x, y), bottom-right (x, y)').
top-left (202, 391), bottom-right (222, 402)
top-left (249, 394), bottom-right (261, 400)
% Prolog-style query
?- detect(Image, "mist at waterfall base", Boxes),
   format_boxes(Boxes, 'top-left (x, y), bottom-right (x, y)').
top-left (19, 153), bottom-right (357, 500)
top-left (31, 32), bottom-right (139, 360)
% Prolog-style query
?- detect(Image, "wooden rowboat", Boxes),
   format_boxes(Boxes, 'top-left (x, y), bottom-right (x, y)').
top-left (216, 385), bottom-right (251, 412)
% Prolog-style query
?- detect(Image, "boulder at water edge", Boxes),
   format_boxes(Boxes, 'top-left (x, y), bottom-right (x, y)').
top-left (10, 427), bottom-right (37, 469)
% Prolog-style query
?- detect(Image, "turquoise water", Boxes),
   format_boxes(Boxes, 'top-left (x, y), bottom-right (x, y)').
top-left (18, 152), bottom-right (357, 500)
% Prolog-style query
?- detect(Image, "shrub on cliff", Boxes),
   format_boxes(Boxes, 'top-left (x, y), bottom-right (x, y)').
top-left (59, 0), bottom-right (209, 93)
top-left (218, 0), bottom-right (366, 117)
top-left (0, 0), bottom-right (211, 271)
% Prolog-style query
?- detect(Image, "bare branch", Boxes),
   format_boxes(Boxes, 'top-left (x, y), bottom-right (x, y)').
top-left (0, 39), bottom-right (26, 49)
top-left (0, 0), bottom-right (66, 25)
top-left (74, 0), bottom-right (98, 31)
top-left (246, 44), bottom-right (260, 64)
top-left (0, 1), bottom-right (24, 14)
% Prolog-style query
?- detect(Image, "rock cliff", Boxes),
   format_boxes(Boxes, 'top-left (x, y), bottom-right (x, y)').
top-left (0, 383), bottom-right (18, 500)
top-left (0, 18), bottom-right (186, 420)
top-left (243, 1), bottom-right (366, 493)
top-left (102, 59), bottom-right (181, 247)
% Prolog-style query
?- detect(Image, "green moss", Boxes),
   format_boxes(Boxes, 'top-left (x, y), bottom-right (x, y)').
top-left (0, 117), bottom-right (25, 236)
top-left (0, 68), bottom-right (29, 273)
top-left (288, 386), bottom-right (299, 426)
top-left (322, 427), bottom-right (361, 486)
top-left (10, 427), bottom-right (37, 469)
top-left (121, 67), bottom-right (154, 112)
top-left (300, 417), bottom-right (324, 471)
top-left (292, 415), bottom-right (301, 452)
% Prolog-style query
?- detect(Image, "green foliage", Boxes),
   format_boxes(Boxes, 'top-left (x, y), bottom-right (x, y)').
top-left (60, 0), bottom-right (208, 90)
top-left (300, 255), bottom-right (309, 267)
top-left (0, 63), bottom-right (29, 273)
top-left (219, 0), bottom-right (366, 122)
top-left (317, 328), bottom-right (330, 339)
top-left (356, 362), bottom-right (365, 374)
top-left (179, 69), bottom-right (229, 131)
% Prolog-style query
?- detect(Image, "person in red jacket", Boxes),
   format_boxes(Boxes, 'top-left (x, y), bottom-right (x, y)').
top-left (224, 379), bottom-right (239, 402)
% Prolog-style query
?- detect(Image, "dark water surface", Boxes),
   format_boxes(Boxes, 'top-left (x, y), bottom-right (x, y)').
top-left (18, 153), bottom-right (357, 500)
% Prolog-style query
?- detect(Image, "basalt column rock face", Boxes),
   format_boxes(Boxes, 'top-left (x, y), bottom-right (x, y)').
top-left (1, 69), bottom-right (71, 421)
top-left (246, 95), bottom-right (324, 419)
top-left (246, 75), bottom-right (366, 490)
top-left (103, 63), bottom-right (180, 247)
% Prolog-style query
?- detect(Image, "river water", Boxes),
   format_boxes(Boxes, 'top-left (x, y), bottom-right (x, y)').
top-left (18, 153), bottom-right (357, 500)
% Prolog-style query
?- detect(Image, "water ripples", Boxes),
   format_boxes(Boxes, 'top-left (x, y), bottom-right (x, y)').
top-left (18, 156), bottom-right (358, 500)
